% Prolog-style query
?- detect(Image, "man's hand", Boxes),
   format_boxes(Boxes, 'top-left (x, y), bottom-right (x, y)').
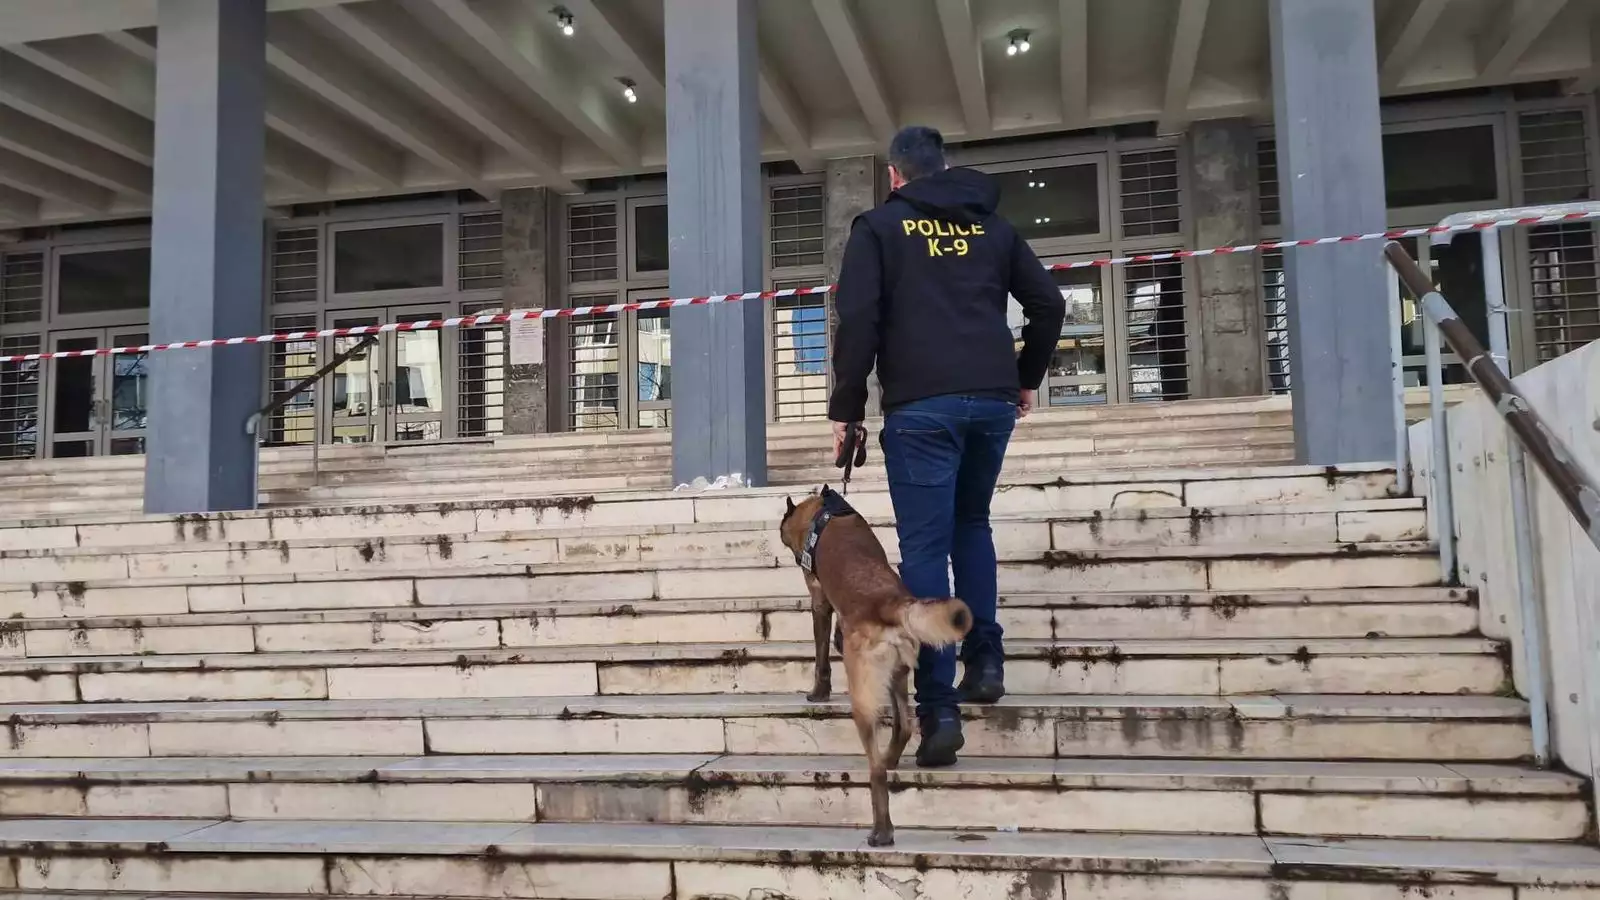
top-left (1018, 389), bottom-right (1036, 419)
top-left (832, 421), bottom-right (850, 458)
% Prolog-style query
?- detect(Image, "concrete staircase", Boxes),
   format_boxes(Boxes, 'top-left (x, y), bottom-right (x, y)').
top-left (0, 398), bottom-right (1596, 899)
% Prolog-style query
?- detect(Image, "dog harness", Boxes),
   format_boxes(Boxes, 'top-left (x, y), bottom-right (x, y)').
top-left (795, 486), bottom-right (857, 576)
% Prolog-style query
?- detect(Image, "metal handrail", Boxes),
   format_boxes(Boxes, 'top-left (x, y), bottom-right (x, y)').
top-left (1384, 240), bottom-right (1600, 771)
top-left (1385, 243), bottom-right (1600, 548)
top-left (244, 333), bottom-right (378, 496)
top-left (245, 334), bottom-right (377, 440)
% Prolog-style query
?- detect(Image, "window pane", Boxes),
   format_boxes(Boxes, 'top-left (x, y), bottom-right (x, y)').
top-left (58, 248), bottom-right (151, 315)
top-left (334, 224), bottom-right (444, 293)
top-left (635, 309), bottom-right (671, 402)
top-left (634, 204), bottom-right (668, 273)
top-left (993, 164), bottom-right (1100, 240)
top-left (1383, 126), bottom-right (1498, 209)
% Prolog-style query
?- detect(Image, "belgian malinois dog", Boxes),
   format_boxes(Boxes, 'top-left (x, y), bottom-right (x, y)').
top-left (779, 487), bottom-right (972, 847)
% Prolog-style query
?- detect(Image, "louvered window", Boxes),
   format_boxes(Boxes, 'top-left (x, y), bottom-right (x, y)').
top-left (771, 281), bottom-right (829, 421)
top-left (1519, 109), bottom-right (1599, 362)
top-left (1123, 258), bottom-right (1189, 401)
top-left (1261, 250), bottom-right (1290, 394)
top-left (1257, 139), bottom-right (1280, 228)
top-left (568, 203), bottom-right (618, 284)
top-left (770, 185), bottom-right (825, 269)
top-left (458, 212), bottom-right (504, 291)
top-left (266, 314), bottom-right (318, 445)
top-left (0, 334), bottom-right (40, 460)
top-left (0, 252), bottom-right (44, 325)
top-left (459, 301), bottom-right (507, 438)
top-left (271, 228), bottom-right (318, 305)
top-left (1119, 148), bottom-right (1181, 237)
top-left (1528, 225), bottom-right (1599, 363)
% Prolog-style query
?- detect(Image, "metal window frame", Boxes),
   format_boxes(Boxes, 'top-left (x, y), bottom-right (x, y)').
top-left (41, 323), bottom-right (150, 458)
top-left (973, 153), bottom-right (1113, 252)
top-left (324, 214), bottom-right (456, 306)
top-left (456, 297), bottom-right (508, 439)
top-left (456, 211), bottom-right (506, 295)
top-left (50, 239), bottom-right (152, 331)
top-left (0, 332), bottom-right (43, 461)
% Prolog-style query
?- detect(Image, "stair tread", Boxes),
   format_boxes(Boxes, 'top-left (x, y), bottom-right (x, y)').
top-left (2, 636), bottom-right (1502, 673)
top-left (0, 753), bottom-right (1576, 794)
top-left (0, 586), bottom-right (1472, 631)
top-left (0, 692), bottom-right (1529, 723)
top-left (0, 817), bottom-right (1593, 882)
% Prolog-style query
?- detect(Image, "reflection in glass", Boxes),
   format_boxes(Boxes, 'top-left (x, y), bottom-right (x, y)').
top-left (570, 314), bottom-right (620, 430)
top-left (394, 330), bottom-right (443, 413)
top-left (634, 204), bottom-right (669, 273)
top-left (1011, 268), bottom-right (1107, 406)
top-left (635, 311), bottom-right (671, 403)
top-left (110, 351), bottom-right (148, 433)
top-left (993, 164), bottom-right (1100, 241)
top-left (329, 322), bottom-right (377, 444)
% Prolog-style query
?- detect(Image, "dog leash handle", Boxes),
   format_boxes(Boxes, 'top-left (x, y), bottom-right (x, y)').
top-left (835, 422), bottom-right (867, 495)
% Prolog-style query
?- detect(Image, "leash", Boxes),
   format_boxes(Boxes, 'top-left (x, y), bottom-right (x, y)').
top-left (835, 423), bottom-right (867, 496)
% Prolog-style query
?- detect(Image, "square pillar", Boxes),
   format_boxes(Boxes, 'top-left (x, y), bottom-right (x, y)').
top-left (825, 156), bottom-right (882, 416)
top-left (501, 187), bottom-right (551, 435)
top-left (143, 0), bottom-right (266, 513)
top-left (665, 0), bottom-right (767, 487)
top-left (1269, 0), bottom-right (1394, 464)
top-left (1187, 119), bottom-right (1265, 398)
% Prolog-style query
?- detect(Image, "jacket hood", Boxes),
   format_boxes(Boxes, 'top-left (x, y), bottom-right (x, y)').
top-left (890, 167), bottom-right (999, 225)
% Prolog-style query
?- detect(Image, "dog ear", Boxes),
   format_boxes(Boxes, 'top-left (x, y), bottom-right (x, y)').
top-left (785, 496), bottom-right (796, 515)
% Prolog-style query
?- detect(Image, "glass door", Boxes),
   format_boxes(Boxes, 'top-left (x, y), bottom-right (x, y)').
top-left (627, 291), bottom-right (671, 429)
top-left (45, 327), bottom-right (149, 458)
top-left (324, 314), bottom-right (381, 444)
top-left (1393, 236), bottom-right (1485, 386)
top-left (387, 305), bottom-right (447, 441)
top-left (1014, 259), bottom-right (1116, 406)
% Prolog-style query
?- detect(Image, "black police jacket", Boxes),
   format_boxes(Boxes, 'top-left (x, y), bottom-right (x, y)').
top-left (827, 167), bottom-right (1067, 423)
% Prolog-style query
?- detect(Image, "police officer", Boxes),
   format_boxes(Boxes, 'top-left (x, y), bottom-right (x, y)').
top-left (828, 125), bottom-right (1066, 767)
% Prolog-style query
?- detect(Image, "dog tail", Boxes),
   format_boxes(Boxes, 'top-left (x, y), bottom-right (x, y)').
top-left (896, 597), bottom-right (973, 648)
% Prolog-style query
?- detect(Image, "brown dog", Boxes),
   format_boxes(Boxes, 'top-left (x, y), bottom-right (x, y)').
top-left (779, 487), bottom-right (972, 847)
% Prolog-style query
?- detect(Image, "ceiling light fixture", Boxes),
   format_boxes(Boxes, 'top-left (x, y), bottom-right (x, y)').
top-left (553, 6), bottom-right (575, 36)
top-left (1006, 29), bottom-right (1032, 56)
top-left (619, 77), bottom-right (638, 103)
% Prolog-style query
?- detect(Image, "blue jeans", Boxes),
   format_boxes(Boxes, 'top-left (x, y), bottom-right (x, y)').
top-left (880, 394), bottom-right (1015, 717)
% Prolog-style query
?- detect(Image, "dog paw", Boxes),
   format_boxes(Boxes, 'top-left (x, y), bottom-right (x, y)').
top-left (805, 688), bottom-right (832, 703)
top-left (866, 829), bottom-right (895, 847)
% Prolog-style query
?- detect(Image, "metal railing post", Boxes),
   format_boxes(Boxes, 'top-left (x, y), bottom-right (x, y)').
top-left (1421, 315), bottom-right (1456, 584)
top-left (1388, 270), bottom-right (1411, 496)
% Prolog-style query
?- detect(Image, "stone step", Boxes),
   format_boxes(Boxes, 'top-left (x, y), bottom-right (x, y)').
top-left (1, 544), bottom-right (1445, 623)
top-left (0, 817), bottom-right (1594, 899)
top-left (0, 499), bottom-right (1429, 586)
top-left (0, 463), bottom-right (1401, 534)
top-left (0, 693), bottom-right (1532, 761)
top-left (0, 588), bottom-right (1481, 659)
top-left (0, 755), bottom-right (1580, 842)
top-left (0, 636), bottom-right (1504, 704)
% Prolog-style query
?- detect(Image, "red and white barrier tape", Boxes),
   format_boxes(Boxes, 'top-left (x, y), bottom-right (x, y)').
top-left (4, 209), bottom-right (1596, 364)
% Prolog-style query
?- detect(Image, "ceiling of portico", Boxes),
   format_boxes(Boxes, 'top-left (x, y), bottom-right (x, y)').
top-left (0, 0), bottom-right (1594, 227)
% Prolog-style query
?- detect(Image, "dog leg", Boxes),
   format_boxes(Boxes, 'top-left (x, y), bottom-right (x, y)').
top-left (845, 642), bottom-right (895, 847)
top-left (805, 577), bottom-right (833, 702)
top-left (884, 664), bottom-right (912, 771)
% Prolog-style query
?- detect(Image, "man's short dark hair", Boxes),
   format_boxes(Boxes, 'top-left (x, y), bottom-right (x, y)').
top-left (889, 126), bottom-right (947, 182)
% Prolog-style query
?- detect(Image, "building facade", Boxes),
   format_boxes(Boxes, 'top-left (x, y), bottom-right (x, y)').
top-left (0, 0), bottom-right (1596, 509)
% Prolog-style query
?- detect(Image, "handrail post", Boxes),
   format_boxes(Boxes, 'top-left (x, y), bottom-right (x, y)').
top-left (1388, 270), bottom-right (1410, 496)
top-left (1422, 312), bottom-right (1457, 585)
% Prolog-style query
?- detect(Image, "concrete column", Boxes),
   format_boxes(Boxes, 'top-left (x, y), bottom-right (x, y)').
top-left (1188, 119), bottom-right (1266, 398)
top-left (1269, 0), bottom-right (1394, 464)
top-left (665, 0), bottom-right (767, 486)
top-left (143, 0), bottom-right (266, 513)
top-left (501, 187), bottom-right (550, 435)
top-left (825, 156), bottom-right (882, 416)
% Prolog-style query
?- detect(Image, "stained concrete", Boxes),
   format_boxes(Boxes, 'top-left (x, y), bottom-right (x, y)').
top-left (501, 187), bottom-right (550, 435)
top-left (825, 156), bottom-right (880, 416)
top-left (1188, 120), bottom-right (1266, 399)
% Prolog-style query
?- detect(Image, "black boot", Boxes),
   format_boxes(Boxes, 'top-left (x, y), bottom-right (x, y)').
top-left (915, 710), bottom-right (964, 768)
top-left (958, 656), bottom-right (1005, 704)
